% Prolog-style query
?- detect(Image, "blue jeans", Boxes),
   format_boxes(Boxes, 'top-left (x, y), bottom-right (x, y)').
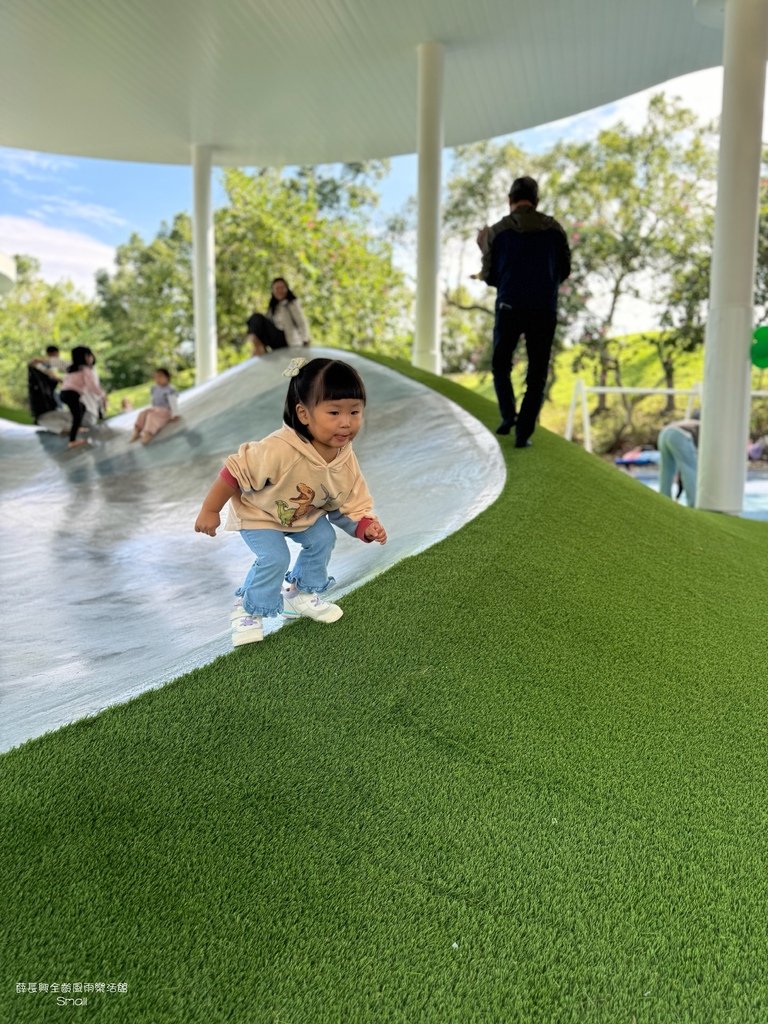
top-left (236, 515), bottom-right (336, 616)
top-left (658, 425), bottom-right (698, 507)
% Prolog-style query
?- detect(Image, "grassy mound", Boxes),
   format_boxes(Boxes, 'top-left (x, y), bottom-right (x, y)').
top-left (2, 358), bottom-right (768, 1023)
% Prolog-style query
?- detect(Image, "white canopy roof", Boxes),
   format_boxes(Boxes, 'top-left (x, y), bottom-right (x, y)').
top-left (1, 0), bottom-right (724, 167)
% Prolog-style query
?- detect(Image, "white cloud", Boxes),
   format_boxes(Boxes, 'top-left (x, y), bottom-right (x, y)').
top-left (522, 66), bottom-right (768, 151)
top-left (610, 68), bottom-right (725, 129)
top-left (29, 195), bottom-right (129, 229)
top-left (0, 216), bottom-right (115, 296)
top-left (0, 148), bottom-right (75, 182)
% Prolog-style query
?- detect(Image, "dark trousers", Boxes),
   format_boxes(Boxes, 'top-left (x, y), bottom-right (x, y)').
top-left (60, 389), bottom-right (85, 442)
top-left (246, 313), bottom-right (287, 350)
top-left (491, 307), bottom-right (557, 443)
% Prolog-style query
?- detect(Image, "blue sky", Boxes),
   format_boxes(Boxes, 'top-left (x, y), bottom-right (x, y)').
top-left (0, 67), bottom-right (757, 299)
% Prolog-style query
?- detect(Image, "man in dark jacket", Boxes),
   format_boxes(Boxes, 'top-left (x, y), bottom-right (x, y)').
top-left (477, 176), bottom-right (571, 447)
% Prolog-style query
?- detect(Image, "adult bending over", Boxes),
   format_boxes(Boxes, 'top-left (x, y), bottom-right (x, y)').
top-left (59, 346), bottom-right (107, 449)
top-left (658, 418), bottom-right (700, 508)
top-left (247, 277), bottom-right (311, 356)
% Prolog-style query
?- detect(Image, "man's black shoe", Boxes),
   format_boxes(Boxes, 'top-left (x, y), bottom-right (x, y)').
top-left (496, 421), bottom-right (514, 435)
top-left (514, 439), bottom-right (532, 448)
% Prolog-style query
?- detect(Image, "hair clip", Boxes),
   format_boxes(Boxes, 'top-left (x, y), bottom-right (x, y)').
top-left (283, 357), bottom-right (307, 378)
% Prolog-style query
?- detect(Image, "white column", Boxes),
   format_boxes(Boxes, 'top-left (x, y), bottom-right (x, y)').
top-left (192, 145), bottom-right (218, 385)
top-left (413, 42), bottom-right (444, 375)
top-left (697, 0), bottom-right (768, 513)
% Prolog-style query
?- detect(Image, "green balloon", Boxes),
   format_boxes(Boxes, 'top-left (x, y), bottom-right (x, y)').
top-left (752, 326), bottom-right (768, 366)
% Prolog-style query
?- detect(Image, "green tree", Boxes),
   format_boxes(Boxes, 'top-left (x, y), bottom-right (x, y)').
top-left (440, 285), bottom-right (493, 373)
top-left (293, 160), bottom-right (391, 214)
top-left (443, 139), bottom-right (526, 239)
top-left (538, 94), bottom-right (716, 418)
top-left (95, 215), bottom-right (194, 390)
top-left (439, 96), bottom-right (717, 443)
top-left (0, 257), bottom-right (107, 409)
top-left (96, 164), bottom-right (410, 388)
top-left (216, 166), bottom-right (409, 358)
top-left (652, 251), bottom-right (710, 411)
top-left (442, 138), bottom-right (589, 379)
top-left (754, 156), bottom-right (768, 324)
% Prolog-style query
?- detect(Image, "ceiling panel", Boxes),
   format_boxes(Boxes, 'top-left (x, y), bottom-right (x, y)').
top-left (0, 0), bottom-right (725, 166)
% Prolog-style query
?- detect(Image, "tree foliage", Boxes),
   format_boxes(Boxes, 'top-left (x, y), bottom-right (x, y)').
top-left (442, 94), bottom-right (719, 431)
top-left (539, 95), bottom-right (717, 400)
top-left (95, 216), bottom-right (194, 390)
top-left (3, 101), bottom-right (767, 429)
top-left (754, 153), bottom-right (768, 324)
top-left (214, 167), bottom-right (410, 365)
top-left (0, 257), bottom-right (109, 409)
top-left (92, 164), bottom-right (410, 390)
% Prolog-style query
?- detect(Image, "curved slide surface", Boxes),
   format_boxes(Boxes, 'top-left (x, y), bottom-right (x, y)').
top-left (0, 350), bottom-right (505, 752)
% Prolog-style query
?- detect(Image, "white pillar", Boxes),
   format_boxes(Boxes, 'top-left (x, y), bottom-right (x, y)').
top-left (192, 145), bottom-right (218, 385)
top-left (697, 0), bottom-right (768, 513)
top-left (413, 42), bottom-right (444, 375)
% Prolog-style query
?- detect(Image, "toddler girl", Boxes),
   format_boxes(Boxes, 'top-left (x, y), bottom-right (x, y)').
top-left (130, 368), bottom-right (179, 444)
top-left (194, 357), bottom-right (387, 646)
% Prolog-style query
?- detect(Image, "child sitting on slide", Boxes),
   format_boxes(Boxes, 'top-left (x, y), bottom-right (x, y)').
top-left (130, 368), bottom-right (179, 445)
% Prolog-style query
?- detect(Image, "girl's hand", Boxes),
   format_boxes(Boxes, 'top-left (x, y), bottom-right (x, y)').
top-left (195, 509), bottom-right (220, 536)
top-left (364, 520), bottom-right (387, 544)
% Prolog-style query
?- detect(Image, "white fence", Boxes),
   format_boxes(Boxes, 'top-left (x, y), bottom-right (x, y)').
top-left (564, 379), bottom-right (768, 453)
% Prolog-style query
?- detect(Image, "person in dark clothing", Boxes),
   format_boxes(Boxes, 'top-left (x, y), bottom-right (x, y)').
top-left (27, 344), bottom-right (68, 418)
top-left (27, 365), bottom-right (60, 422)
top-left (477, 176), bottom-right (571, 447)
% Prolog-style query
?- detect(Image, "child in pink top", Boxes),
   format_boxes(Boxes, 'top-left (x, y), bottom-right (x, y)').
top-left (59, 346), bottom-right (107, 448)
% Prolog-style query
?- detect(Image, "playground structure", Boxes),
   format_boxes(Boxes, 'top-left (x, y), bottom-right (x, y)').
top-left (1, 0), bottom-right (766, 512)
top-left (0, 351), bottom-right (505, 753)
top-left (3, 6), bottom-right (768, 1017)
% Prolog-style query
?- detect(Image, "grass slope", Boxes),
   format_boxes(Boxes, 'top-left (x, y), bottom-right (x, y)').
top-left (3, 358), bottom-right (768, 1024)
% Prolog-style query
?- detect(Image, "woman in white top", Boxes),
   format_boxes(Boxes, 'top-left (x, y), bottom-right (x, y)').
top-left (247, 277), bottom-right (311, 356)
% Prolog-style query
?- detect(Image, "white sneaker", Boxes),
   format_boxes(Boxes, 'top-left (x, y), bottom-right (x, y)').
top-left (231, 611), bottom-right (264, 646)
top-left (281, 589), bottom-right (343, 623)
top-left (230, 599), bottom-right (245, 625)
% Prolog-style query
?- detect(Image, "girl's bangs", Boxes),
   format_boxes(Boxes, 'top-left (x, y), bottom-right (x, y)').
top-left (312, 362), bottom-right (366, 405)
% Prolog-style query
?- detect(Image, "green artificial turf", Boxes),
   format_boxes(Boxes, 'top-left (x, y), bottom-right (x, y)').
top-left (0, 403), bottom-right (34, 425)
top-left (3, 357), bottom-right (768, 1023)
